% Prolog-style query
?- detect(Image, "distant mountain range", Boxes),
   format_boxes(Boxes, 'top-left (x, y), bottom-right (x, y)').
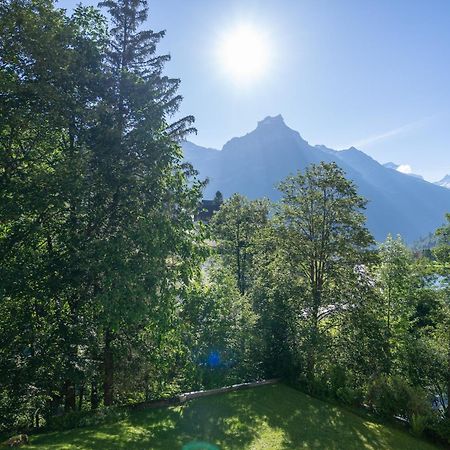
top-left (435, 174), bottom-right (450, 189)
top-left (382, 162), bottom-right (424, 180)
top-left (183, 115), bottom-right (450, 242)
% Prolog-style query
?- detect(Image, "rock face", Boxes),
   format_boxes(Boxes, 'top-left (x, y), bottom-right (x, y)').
top-left (183, 115), bottom-right (450, 243)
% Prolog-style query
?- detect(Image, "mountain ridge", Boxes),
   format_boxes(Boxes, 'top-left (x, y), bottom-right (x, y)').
top-left (383, 162), bottom-right (424, 180)
top-left (183, 115), bottom-right (450, 242)
top-left (435, 174), bottom-right (450, 189)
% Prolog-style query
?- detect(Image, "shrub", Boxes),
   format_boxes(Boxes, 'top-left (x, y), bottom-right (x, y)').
top-left (366, 376), bottom-right (431, 421)
top-left (410, 413), bottom-right (428, 437)
top-left (47, 407), bottom-right (129, 431)
top-left (324, 366), bottom-right (363, 406)
top-left (427, 416), bottom-right (450, 445)
top-left (336, 386), bottom-right (364, 407)
top-left (367, 376), bottom-right (398, 418)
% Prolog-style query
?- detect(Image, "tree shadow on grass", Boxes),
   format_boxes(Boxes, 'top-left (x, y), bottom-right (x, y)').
top-left (29, 391), bottom-right (265, 450)
top-left (254, 384), bottom-right (438, 450)
top-left (29, 384), bottom-right (439, 450)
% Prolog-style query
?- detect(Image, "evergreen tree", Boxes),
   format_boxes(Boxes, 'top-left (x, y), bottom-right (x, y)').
top-left (0, 0), bottom-right (108, 425)
top-left (83, 0), bottom-right (202, 406)
top-left (213, 190), bottom-right (224, 206)
top-left (0, 0), bottom-right (204, 424)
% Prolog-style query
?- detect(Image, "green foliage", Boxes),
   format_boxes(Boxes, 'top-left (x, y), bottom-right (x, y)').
top-left (0, 1), bottom-right (448, 439)
top-left (410, 413), bottom-right (428, 437)
top-left (211, 194), bottom-right (269, 294)
top-left (431, 214), bottom-right (450, 419)
top-left (335, 386), bottom-right (364, 407)
top-left (46, 406), bottom-right (130, 431)
top-left (0, 0), bottom-right (109, 430)
top-left (367, 376), bottom-right (431, 422)
top-left (374, 235), bottom-right (416, 378)
top-left (182, 258), bottom-right (262, 388)
top-left (377, 235), bottom-right (414, 332)
top-left (274, 162), bottom-right (375, 388)
top-left (250, 225), bottom-right (298, 379)
top-left (434, 213), bottom-right (450, 267)
top-left (427, 416), bottom-right (450, 444)
top-left (0, 0), bottom-right (204, 429)
top-left (213, 191), bottom-right (223, 206)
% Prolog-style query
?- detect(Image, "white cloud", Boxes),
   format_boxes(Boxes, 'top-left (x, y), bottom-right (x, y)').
top-left (396, 164), bottom-right (412, 174)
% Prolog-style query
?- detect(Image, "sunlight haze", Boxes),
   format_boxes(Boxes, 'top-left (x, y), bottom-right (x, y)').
top-left (58, 0), bottom-right (450, 181)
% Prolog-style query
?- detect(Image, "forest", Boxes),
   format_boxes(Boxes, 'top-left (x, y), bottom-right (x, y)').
top-left (0, 0), bottom-right (449, 446)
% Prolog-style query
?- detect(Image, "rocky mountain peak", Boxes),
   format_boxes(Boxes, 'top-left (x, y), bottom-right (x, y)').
top-left (256, 114), bottom-right (287, 129)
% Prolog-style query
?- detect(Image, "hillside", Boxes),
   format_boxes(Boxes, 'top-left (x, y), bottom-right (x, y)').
top-left (183, 116), bottom-right (450, 242)
top-left (26, 384), bottom-right (438, 450)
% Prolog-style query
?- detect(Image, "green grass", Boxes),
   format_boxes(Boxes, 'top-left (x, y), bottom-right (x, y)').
top-left (27, 384), bottom-right (439, 450)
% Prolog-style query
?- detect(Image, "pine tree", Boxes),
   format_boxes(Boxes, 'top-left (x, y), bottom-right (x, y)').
top-left (87, 0), bottom-right (201, 406)
top-left (98, 0), bottom-right (195, 138)
top-left (213, 191), bottom-right (224, 206)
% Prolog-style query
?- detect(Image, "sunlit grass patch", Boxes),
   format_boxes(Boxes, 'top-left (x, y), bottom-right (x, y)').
top-left (28, 384), bottom-right (439, 450)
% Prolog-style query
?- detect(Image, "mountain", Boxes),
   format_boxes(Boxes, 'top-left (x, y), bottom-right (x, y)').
top-left (435, 175), bottom-right (450, 189)
top-left (383, 162), bottom-right (424, 180)
top-left (183, 115), bottom-right (450, 242)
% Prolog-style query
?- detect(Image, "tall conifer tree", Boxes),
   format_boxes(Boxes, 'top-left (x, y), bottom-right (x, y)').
top-left (90, 0), bottom-right (200, 406)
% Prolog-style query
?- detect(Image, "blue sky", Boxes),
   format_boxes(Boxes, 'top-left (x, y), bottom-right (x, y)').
top-left (58, 0), bottom-right (450, 181)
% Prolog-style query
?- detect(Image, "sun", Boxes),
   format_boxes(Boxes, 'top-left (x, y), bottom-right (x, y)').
top-left (217, 24), bottom-right (270, 84)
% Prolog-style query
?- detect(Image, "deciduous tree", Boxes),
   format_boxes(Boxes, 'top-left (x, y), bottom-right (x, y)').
top-left (275, 162), bottom-right (374, 388)
top-left (211, 194), bottom-right (269, 294)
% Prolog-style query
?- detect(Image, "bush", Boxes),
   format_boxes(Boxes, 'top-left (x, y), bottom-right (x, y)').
top-left (427, 416), bottom-right (450, 445)
top-left (336, 386), bottom-right (364, 407)
top-left (323, 367), bottom-right (363, 407)
top-left (410, 413), bottom-right (428, 437)
top-left (47, 406), bottom-right (130, 431)
top-left (366, 376), bottom-right (431, 422)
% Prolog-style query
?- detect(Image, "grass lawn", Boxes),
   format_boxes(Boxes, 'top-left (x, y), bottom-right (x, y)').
top-left (27, 383), bottom-right (439, 450)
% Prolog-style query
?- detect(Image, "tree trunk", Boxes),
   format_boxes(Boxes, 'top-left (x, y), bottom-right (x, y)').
top-left (306, 320), bottom-right (318, 389)
top-left (306, 283), bottom-right (321, 390)
top-left (78, 384), bottom-right (84, 411)
top-left (90, 381), bottom-right (99, 410)
top-left (236, 247), bottom-right (242, 294)
top-left (64, 380), bottom-right (76, 412)
top-left (103, 329), bottom-right (114, 406)
top-left (447, 324), bottom-right (450, 418)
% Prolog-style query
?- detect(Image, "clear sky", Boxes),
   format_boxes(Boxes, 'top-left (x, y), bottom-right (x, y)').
top-left (58, 0), bottom-right (450, 181)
